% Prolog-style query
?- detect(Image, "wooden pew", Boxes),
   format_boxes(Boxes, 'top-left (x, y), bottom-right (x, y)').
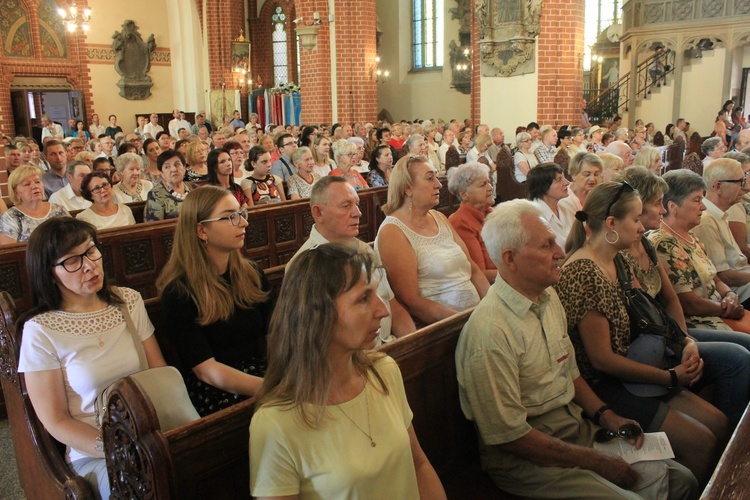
top-left (101, 309), bottom-right (507, 499)
top-left (701, 405), bottom-right (750, 499)
top-left (0, 291), bottom-right (96, 499)
top-left (0, 183), bottom-right (458, 316)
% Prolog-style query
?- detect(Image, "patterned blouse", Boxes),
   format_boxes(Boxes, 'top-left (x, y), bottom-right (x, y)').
top-left (555, 257), bottom-right (632, 384)
top-left (0, 204), bottom-right (70, 243)
top-left (287, 173), bottom-right (321, 199)
top-left (648, 228), bottom-right (729, 330)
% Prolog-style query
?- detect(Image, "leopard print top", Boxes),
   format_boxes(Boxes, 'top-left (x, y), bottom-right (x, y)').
top-left (555, 257), bottom-right (632, 383)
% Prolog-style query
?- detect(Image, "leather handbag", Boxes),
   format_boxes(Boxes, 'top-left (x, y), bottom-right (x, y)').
top-left (614, 252), bottom-right (687, 397)
top-left (95, 290), bottom-right (200, 433)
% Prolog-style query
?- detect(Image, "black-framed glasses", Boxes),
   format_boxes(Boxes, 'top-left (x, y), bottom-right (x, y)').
top-left (54, 244), bottom-right (103, 273)
top-left (719, 177), bottom-right (748, 188)
top-left (594, 423), bottom-right (643, 443)
top-left (200, 208), bottom-right (250, 226)
top-left (282, 141), bottom-right (297, 148)
top-left (605, 181), bottom-right (635, 217)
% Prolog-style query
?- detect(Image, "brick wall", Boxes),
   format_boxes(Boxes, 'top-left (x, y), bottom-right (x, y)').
top-left (0, 0), bottom-right (94, 138)
top-left (536, 0), bottom-right (585, 127)
top-left (292, 0), bottom-right (377, 125)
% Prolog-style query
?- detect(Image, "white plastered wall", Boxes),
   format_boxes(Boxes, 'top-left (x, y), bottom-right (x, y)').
top-left (480, 57), bottom-right (538, 138)
top-left (375, 0), bottom-right (470, 121)
top-left (85, 0), bottom-right (177, 129)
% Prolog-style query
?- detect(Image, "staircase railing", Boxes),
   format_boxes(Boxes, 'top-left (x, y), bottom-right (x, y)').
top-left (586, 49), bottom-right (676, 125)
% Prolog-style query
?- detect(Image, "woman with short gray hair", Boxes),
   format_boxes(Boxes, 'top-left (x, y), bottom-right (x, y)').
top-left (702, 137), bottom-right (726, 169)
top-left (447, 162), bottom-right (497, 282)
top-left (513, 131), bottom-right (537, 183)
top-left (114, 152), bottom-right (153, 203)
top-left (648, 169), bottom-right (750, 332)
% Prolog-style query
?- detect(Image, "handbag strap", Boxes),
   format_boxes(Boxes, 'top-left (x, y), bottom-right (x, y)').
top-left (113, 287), bottom-right (149, 371)
top-left (614, 254), bottom-right (633, 291)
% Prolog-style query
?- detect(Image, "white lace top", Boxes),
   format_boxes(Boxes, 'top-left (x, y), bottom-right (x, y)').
top-left (376, 211), bottom-right (480, 312)
top-left (18, 288), bottom-right (154, 463)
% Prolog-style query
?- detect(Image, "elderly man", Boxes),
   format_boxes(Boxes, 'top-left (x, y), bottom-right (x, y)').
top-left (693, 158), bottom-right (750, 305)
top-left (604, 140), bottom-right (634, 167)
top-left (289, 176), bottom-right (415, 344)
top-left (123, 133), bottom-right (143, 155)
top-left (98, 136), bottom-right (116, 160)
top-left (41, 115), bottom-right (64, 142)
top-left (456, 199), bottom-right (698, 499)
top-left (534, 126), bottom-right (558, 164)
top-left (270, 133), bottom-right (298, 182)
top-left (487, 128), bottom-right (506, 162)
top-left (48, 161), bottom-right (92, 211)
top-left (5, 145), bottom-right (23, 174)
top-left (41, 139), bottom-right (68, 198)
top-left (438, 129), bottom-right (456, 170)
top-left (730, 133), bottom-right (750, 152)
top-left (144, 113), bottom-right (164, 138)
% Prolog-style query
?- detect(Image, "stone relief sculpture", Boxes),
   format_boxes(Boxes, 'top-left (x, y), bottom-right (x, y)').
top-left (112, 20), bottom-right (156, 100)
top-left (476, 0), bottom-right (543, 77)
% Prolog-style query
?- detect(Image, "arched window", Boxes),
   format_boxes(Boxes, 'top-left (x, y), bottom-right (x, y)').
top-left (412, 0), bottom-right (443, 69)
top-left (272, 6), bottom-right (289, 85)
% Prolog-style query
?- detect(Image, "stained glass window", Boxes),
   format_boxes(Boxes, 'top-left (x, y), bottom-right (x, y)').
top-left (272, 7), bottom-right (288, 85)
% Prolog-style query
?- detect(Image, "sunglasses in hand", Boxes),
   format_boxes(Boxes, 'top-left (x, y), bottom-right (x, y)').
top-left (594, 423), bottom-right (643, 443)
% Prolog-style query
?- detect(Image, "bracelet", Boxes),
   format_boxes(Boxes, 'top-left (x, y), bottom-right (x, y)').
top-left (94, 437), bottom-right (104, 452)
top-left (667, 368), bottom-right (678, 389)
top-left (593, 404), bottom-right (610, 425)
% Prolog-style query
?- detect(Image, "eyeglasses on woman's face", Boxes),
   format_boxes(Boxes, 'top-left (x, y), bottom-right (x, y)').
top-left (90, 181), bottom-right (111, 195)
top-left (200, 208), bottom-right (250, 226)
top-left (54, 244), bottom-right (103, 273)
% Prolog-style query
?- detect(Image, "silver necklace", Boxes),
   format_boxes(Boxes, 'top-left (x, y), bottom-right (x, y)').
top-left (335, 381), bottom-right (376, 447)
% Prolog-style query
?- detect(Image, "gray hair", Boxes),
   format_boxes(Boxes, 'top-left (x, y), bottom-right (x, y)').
top-left (615, 128), bottom-right (629, 141)
top-left (723, 151), bottom-right (750, 165)
top-left (332, 139), bottom-right (356, 163)
top-left (515, 131), bottom-right (531, 145)
top-left (482, 199), bottom-right (544, 266)
top-left (114, 152), bottom-right (144, 173)
top-left (447, 162), bottom-right (490, 199)
top-left (662, 169), bottom-right (706, 216)
top-left (405, 134), bottom-right (424, 153)
top-left (704, 157), bottom-right (742, 188)
top-left (702, 137), bottom-right (723, 156)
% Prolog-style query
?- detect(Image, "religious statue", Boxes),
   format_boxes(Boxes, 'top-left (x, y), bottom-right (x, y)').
top-left (112, 20), bottom-right (157, 100)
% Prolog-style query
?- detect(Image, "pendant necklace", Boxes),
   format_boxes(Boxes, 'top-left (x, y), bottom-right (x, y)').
top-left (335, 379), bottom-right (376, 447)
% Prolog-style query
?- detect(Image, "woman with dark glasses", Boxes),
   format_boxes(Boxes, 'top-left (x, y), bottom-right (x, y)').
top-left (556, 182), bottom-right (725, 486)
top-left (157, 186), bottom-right (271, 416)
top-left (18, 217), bottom-right (166, 497)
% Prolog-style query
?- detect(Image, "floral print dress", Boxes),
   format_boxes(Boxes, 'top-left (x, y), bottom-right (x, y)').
top-left (648, 228), bottom-right (730, 330)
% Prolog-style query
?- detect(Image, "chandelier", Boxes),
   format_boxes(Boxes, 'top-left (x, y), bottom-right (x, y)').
top-left (57, 4), bottom-right (92, 32)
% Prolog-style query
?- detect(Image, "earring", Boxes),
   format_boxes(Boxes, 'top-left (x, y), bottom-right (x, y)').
top-left (605, 230), bottom-right (620, 245)
top-left (408, 198), bottom-right (413, 212)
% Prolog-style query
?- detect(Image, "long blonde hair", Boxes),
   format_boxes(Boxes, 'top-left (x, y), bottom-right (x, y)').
top-left (156, 186), bottom-right (268, 325)
top-left (255, 243), bottom-right (386, 428)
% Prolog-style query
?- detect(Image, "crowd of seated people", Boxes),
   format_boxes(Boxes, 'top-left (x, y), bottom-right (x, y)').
top-left (9, 105), bottom-right (750, 498)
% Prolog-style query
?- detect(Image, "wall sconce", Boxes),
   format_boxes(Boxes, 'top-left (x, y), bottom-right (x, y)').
top-left (293, 9), bottom-right (333, 52)
top-left (238, 76), bottom-right (253, 92)
top-left (369, 56), bottom-right (390, 83)
top-left (57, 3), bottom-right (91, 32)
top-left (295, 25), bottom-right (320, 51)
top-left (456, 48), bottom-right (471, 71)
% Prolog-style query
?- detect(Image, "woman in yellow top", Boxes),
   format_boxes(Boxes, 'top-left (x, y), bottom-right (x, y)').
top-left (250, 243), bottom-right (445, 500)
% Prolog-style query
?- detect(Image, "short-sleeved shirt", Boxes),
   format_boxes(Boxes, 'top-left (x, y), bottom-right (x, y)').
top-left (270, 156), bottom-right (297, 182)
top-left (456, 278), bottom-right (578, 446)
top-left (648, 228), bottom-right (730, 330)
top-left (287, 172), bottom-right (321, 199)
top-left (76, 204), bottom-right (135, 230)
top-left (250, 356), bottom-right (419, 499)
top-left (240, 175), bottom-right (283, 204)
top-left (726, 198), bottom-right (750, 244)
top-left (0, 204), bottom-right (69, 242)
top-left (513, 151), bottom-right (538, 182)
top-left (555, 258), bottom-right (631, 384)
top-left (18, 288), bottom-right (154, 463)
top-left (693, 198), bottom-right (750, 274)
